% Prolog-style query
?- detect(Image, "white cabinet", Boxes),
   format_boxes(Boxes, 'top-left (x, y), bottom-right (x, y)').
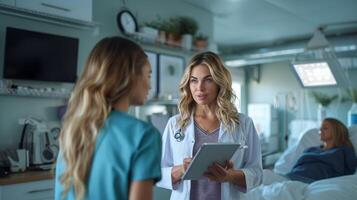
top-left (15, 0), bottom-right (92, 22)
top-left (0, 0), bottom-right (15, 6)
top-left (248, 103), bottom-right (279, 153)
top-left (0, 179), bottom-right (54, 200)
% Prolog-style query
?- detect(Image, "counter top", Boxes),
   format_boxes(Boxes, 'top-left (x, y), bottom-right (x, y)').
top-left (0, 170), bottom-right (53, 185)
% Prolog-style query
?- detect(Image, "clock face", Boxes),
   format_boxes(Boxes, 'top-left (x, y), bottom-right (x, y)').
top-left (117, 10), bottom-right (137, 34)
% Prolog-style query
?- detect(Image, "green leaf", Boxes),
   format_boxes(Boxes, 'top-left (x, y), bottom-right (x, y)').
top-left (310, 91), bottom-right (338, 107)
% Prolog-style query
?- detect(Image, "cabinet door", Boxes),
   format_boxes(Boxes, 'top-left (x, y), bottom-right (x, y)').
top-left (0, 0), bottom-right (15, 6)
top-left (16, 0), bottom-right (92, 22)
top-left (63, 0), bottom-right (92, 22)
top-left (16, 0), bottom-right (55, 13)
top-left (1, 179), bottom-right (54, 200)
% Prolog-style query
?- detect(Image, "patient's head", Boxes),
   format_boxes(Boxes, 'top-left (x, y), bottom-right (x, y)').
top-left (320, 118), bottom-right (353, 149)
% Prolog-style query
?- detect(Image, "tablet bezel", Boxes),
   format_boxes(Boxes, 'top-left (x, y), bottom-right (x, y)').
top-left (181, 143), bottom-right (242, 180)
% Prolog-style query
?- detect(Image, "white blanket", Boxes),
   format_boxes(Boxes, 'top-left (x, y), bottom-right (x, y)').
top-left (243, 171), bottom-right (357, 200)
top-left (242, 180), bottom-right (307, 200)
top-left (304, 174), bottom-right (357, 200)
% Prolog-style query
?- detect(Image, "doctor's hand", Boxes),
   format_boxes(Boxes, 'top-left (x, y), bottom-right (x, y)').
top-left (204, 160), bottom-right (234, 182)
top-left (171, 157), bottom-right (192, 184)
top-left (204, 161), bottom-right (247, 188)
top-left (182, 157), bottom-right (192, 173)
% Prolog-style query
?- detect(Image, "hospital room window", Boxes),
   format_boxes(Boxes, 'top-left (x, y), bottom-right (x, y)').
top-left (232, 82), bottom-right (241, 111)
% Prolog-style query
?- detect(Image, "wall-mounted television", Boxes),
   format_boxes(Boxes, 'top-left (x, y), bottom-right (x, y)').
top-left (3, 27), bottom-right (78, 83)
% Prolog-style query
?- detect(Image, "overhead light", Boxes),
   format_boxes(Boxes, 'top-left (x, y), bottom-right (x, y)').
top-left (292, 28), bottom-right (350, 88)
top-left (306, 29), bottom-right (329, 49)
top-left (292, 61), bottom-right (337, 87)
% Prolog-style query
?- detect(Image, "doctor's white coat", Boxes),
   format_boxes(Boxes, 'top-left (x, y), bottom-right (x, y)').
top-left (156, 113), bottom-right (263, 200)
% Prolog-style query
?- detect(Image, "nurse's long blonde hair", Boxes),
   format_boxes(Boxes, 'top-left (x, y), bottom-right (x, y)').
top-left (178, 51), bottom-right (239, 132)
top-left (59, 37), bottom-right (147, 200)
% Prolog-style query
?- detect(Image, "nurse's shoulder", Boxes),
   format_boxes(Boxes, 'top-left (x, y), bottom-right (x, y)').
top-left (106, 110), bottom-right (160, 137)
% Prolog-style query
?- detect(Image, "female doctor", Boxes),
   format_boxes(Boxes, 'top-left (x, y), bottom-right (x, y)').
top-left (156, 51), bottom-right (263, 200)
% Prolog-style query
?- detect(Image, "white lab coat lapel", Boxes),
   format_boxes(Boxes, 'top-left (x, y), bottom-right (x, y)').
top-left (186, 115), bottom-right (195, 158)
top-left (219, 122), bottom-right (235, 143)
top-left (172, 116), bottom-right (195, 161)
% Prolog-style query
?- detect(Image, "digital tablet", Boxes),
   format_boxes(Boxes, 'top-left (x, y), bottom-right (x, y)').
top-left (181, 143), bottom-right (243, 180)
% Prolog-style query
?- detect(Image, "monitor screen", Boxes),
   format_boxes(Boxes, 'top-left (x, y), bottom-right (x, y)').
top-left (3, 27), bottom-right (78, 83)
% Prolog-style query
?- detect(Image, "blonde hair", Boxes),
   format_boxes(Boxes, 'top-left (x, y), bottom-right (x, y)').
top-left (178, 51), bottom-right (239, 132)
top-left (59, 37), bottom-right (147, 199)
top-left (323, 118), bottom-right (354, 149)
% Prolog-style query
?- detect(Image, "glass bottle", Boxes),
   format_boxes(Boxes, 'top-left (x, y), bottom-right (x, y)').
top-left (348, 103), bottom-right (357, 126)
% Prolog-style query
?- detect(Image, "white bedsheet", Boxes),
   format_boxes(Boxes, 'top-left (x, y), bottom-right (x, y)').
top-left (243, 171), bottom-right (357, 200)
top-left (242, 180), bottom-right (307, 200)
top-left (304, 174), bottom-right (357, 200)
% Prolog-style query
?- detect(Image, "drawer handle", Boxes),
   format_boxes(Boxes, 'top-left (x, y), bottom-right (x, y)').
top-left (27, 188), bottom-right (54, 194)
top-left (41, 3), bottom-right (71, 12)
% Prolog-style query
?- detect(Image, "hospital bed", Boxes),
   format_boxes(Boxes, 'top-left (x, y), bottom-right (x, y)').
top-left (243, 125), bottom-right (357, 200)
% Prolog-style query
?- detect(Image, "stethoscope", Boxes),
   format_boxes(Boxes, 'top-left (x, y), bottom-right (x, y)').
top-left (174, 129), bottom-right (185, 142)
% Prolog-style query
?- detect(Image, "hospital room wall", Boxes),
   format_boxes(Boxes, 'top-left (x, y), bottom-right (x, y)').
top-left (246, 61), bottom-right (357, 149)
top-left (0, 1), bottom-right (213, 199)
top-left (0, 0), bottom-right (213, 148)
top-left (229, 67), bottom-right (247, 114)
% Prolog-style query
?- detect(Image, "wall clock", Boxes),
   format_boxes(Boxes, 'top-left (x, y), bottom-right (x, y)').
top-left (117, 9), bottom-right (138, 35)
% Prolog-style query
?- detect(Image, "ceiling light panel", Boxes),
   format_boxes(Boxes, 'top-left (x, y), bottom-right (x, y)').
top-left (293, 62), bottom-right (337, 87)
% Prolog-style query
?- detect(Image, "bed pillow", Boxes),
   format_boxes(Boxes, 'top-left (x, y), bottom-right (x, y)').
top-left (288, 120), bottom-right (318, 147)
top-left (348, 125), bottom-right (357, 156)
top-left (273, 128), bottom-right (320, 174)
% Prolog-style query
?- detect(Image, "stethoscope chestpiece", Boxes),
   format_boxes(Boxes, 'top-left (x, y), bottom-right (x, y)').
top-left (174, 129), bottom-right (184, 142)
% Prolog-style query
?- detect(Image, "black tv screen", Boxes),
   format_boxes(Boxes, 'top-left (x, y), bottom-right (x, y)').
top-left (3, 27), bottom-right (78, 83)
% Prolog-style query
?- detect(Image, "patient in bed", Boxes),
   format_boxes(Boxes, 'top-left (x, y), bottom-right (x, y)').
top-left (267, 118), bottom-right (357, 184)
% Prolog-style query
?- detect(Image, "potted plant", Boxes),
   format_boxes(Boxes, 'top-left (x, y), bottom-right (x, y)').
top-left (176, 16), bottom-right (198, 35)
top-left (344, 88), bottom-right (357, 102)
top-left (140, 21), bottom-right (161, 43)
top-left (162, 18), bottom-right (182, 46)
top-left (194, 33), bottom-right (208, 50)
top-left (144, 18), bottom-right (162, 30)
top-left (144, 16), bottom-right (166, 44)
top-left (175, 16), bottom-right (198, 50)
top-left (310, 91), bottom-right (338, 122)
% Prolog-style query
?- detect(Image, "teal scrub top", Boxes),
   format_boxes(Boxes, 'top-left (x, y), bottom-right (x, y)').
top-left (55, 110), bottom-right (162, 200)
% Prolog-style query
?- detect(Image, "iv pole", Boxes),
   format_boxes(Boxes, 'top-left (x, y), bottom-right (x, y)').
top-left (274, 92), bottom-right (297, 150)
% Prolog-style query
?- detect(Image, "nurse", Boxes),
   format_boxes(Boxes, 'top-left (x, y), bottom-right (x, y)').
top-left (55, 37), bottom-right (161, 200)
top-left (157, 51), bottom-right (263, 199)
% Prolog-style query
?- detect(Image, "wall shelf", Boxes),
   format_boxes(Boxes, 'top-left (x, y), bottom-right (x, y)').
top-left (126, 32), bottom-right (202, 55)
top-left (0, 87), bottom-right (70, 99)
top-left (0, 3), bottom-right (98, 29)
